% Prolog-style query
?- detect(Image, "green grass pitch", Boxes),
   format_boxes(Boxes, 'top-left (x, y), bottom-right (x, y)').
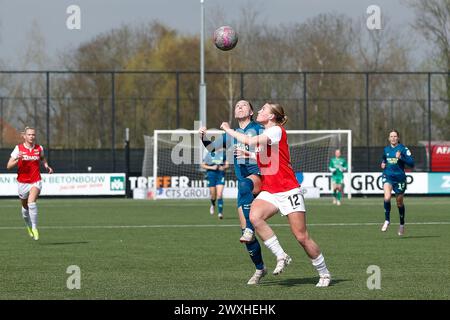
top-left (0, 197), bottom-right (449, 300)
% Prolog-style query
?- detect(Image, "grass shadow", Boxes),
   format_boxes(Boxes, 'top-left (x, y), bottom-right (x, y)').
top-left (397, 235), bottom-right (441, 240)
top-left (260, 277), bottom-right (350, 287)
top-left (40, 241), bottom-right (89, 246)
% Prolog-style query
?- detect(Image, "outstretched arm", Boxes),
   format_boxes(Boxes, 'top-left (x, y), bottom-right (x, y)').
top-left (220, 122), bottom-right (270, 147)
top-left (235, 148), bottom-right (256, 160)
top-left (199, 127), bottom-right (226, 152)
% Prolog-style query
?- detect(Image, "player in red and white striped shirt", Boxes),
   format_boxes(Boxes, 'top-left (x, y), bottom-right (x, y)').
top-left (221, 102), bottom-right (331, 287)
top-left (6, 127), bottom-right (53, 240)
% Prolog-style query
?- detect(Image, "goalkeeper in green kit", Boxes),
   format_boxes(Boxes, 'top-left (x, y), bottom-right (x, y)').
top-left (328, 149), bottom-right (348, 206)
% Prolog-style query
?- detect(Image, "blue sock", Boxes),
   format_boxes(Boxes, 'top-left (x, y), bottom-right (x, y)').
top-left (217, 198), bottom-right (223, 214)
top-left (242, 204), bottom-right (254, 231)
top-left (398, 205), bottom-right (405, 225)
top-left (384, 200), bottom-right (391, 222)
top-left (243, 229), bottom-right (264, 270)
top-left (238, 178), bottom-right (255, 231)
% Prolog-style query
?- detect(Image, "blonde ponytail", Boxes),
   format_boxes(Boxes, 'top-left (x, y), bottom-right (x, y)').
top-left (267, 102), bottom-right (288, 126)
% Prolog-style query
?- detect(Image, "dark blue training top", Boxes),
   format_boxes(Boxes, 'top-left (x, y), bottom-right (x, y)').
top-left (381, 143), bottom-right (415, 181)
top-left (201, 121), bottom-right (263, 180)
top-left (203, 150), bottom-right (226, 167)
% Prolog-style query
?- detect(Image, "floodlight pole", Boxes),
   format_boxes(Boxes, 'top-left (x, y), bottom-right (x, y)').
top-left (199, 0), bottom-right (207, 128)
top-left (124, 128), bottom-right (131, 198)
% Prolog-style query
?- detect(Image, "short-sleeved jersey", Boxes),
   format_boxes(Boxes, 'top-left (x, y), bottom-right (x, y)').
top-left (257, 126), bottom-right (299, 193)
top-left (11, 144), bottom-right (44, 183)
top-left (233, 121), bottom-right (263, 180)
top-left (381, 143), bottom-right (414, 182)
top-left (203, 151), bottom-right (226, 168)
top-left (329, 156), bottom-right (348, 180)
top-left (201, 121), bottom-right (262, 180)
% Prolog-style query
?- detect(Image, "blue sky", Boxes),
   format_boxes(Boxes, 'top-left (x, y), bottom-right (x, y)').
top-left (0, 0), bottom-right (420, 68)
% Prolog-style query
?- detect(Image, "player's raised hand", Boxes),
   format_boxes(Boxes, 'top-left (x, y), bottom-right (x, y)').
top-left (220, 122), bottom-right (230, 131)
top-left (198, 127), bottom-right (207, 137)
top-left (381, 162), bottom-right (386, 169)
top-left (396, 151), bottom-right (401, 159)
top-left (234, 147), bottom-right (251, 159)
top-left (234, 148), bottom-right (256, 159)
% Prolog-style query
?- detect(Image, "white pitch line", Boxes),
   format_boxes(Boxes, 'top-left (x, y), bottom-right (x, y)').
top-left (0, 221), bottom-right (450, 230)
top-left (0, 203), bottom-right (208, 208)
top-left (1, 204), bottom-right (450, 210)
top-left (1, 201), bottom-right (450, 208)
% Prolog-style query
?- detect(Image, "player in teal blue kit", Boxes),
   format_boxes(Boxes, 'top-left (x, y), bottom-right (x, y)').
top-left (201, 150), bottom-right (229, 219)
top-left (380, 130), bottom-right (415, 236)
top-left (199, 100), bottom-right (288, 284)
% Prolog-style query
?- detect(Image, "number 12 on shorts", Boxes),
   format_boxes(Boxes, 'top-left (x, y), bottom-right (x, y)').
top-left (288, 194), bottom-right (301, 209)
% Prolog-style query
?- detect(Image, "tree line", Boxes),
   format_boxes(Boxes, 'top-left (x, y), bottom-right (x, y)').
top-left (0, 0), bottom-right (449, 148)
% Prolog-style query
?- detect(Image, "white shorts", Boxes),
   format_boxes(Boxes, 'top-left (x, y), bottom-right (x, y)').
top-left (256, 187), bottom-right (306, 216)
top-left (18, 181), bottom-right (42, 199)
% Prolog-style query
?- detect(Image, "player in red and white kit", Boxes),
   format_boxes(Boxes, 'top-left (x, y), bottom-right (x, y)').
top-left (221, 102), bottom-right (331, 287)
top-left (6, 127), bottom-right (53, 240)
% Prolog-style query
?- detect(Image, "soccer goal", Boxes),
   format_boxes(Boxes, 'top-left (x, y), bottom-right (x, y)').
top-left (144, 129), bottom-right (352, 199)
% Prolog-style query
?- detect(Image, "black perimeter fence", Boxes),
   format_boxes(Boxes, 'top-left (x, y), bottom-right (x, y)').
top-left (0, 70), bottom-right (449, 174)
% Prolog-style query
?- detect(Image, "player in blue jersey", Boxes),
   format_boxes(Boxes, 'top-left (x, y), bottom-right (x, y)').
top-left (201, 150), bottom-right (229, 219)
top-left (199, 100), bottom-right (288, 284)
top-left (380, 129), bottom-right (415, 236)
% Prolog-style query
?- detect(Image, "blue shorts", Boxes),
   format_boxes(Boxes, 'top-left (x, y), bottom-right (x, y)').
top-left (382, 174), bottom-right (407, 194)
top-left (206, 171), bottom-right (225, 187)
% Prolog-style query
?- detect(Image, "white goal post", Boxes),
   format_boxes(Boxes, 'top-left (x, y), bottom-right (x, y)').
top-left (148, 129), bottom-right (352, 200)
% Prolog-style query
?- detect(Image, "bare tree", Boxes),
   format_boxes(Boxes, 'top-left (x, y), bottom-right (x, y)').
top-left (3, 20), bottom-right (49, 140)
top-left (356, 15), bottom-right (412, 71)
top-left (407, 0), bottom-right (450, 139)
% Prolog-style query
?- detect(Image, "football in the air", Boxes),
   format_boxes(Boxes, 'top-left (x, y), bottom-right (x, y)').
top-left (213, 26), bottom-right (238, 51)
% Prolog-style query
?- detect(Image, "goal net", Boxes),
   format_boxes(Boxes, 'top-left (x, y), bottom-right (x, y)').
top-left (143, 130), bottom-right (352, 199)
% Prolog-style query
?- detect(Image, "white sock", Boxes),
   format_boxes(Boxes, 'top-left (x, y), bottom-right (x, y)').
top-left (21, 207), bottom-right (32, 228)
top-left (263, 235), bottom-right (286, 260)
top-left (312, 253), bottom-right (330, 276)
top-left (28, 202), bottom-right (38, 229)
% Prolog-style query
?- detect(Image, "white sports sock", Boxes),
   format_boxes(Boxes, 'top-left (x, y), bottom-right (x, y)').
top-left (28, 202), bottom-right (38, 229)
top-left (263, 235), bottom-right (286, 260)
top-left (21, 207), bottom-right (32, 228)
top-left (312, 253), bottom-right (330, 276)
